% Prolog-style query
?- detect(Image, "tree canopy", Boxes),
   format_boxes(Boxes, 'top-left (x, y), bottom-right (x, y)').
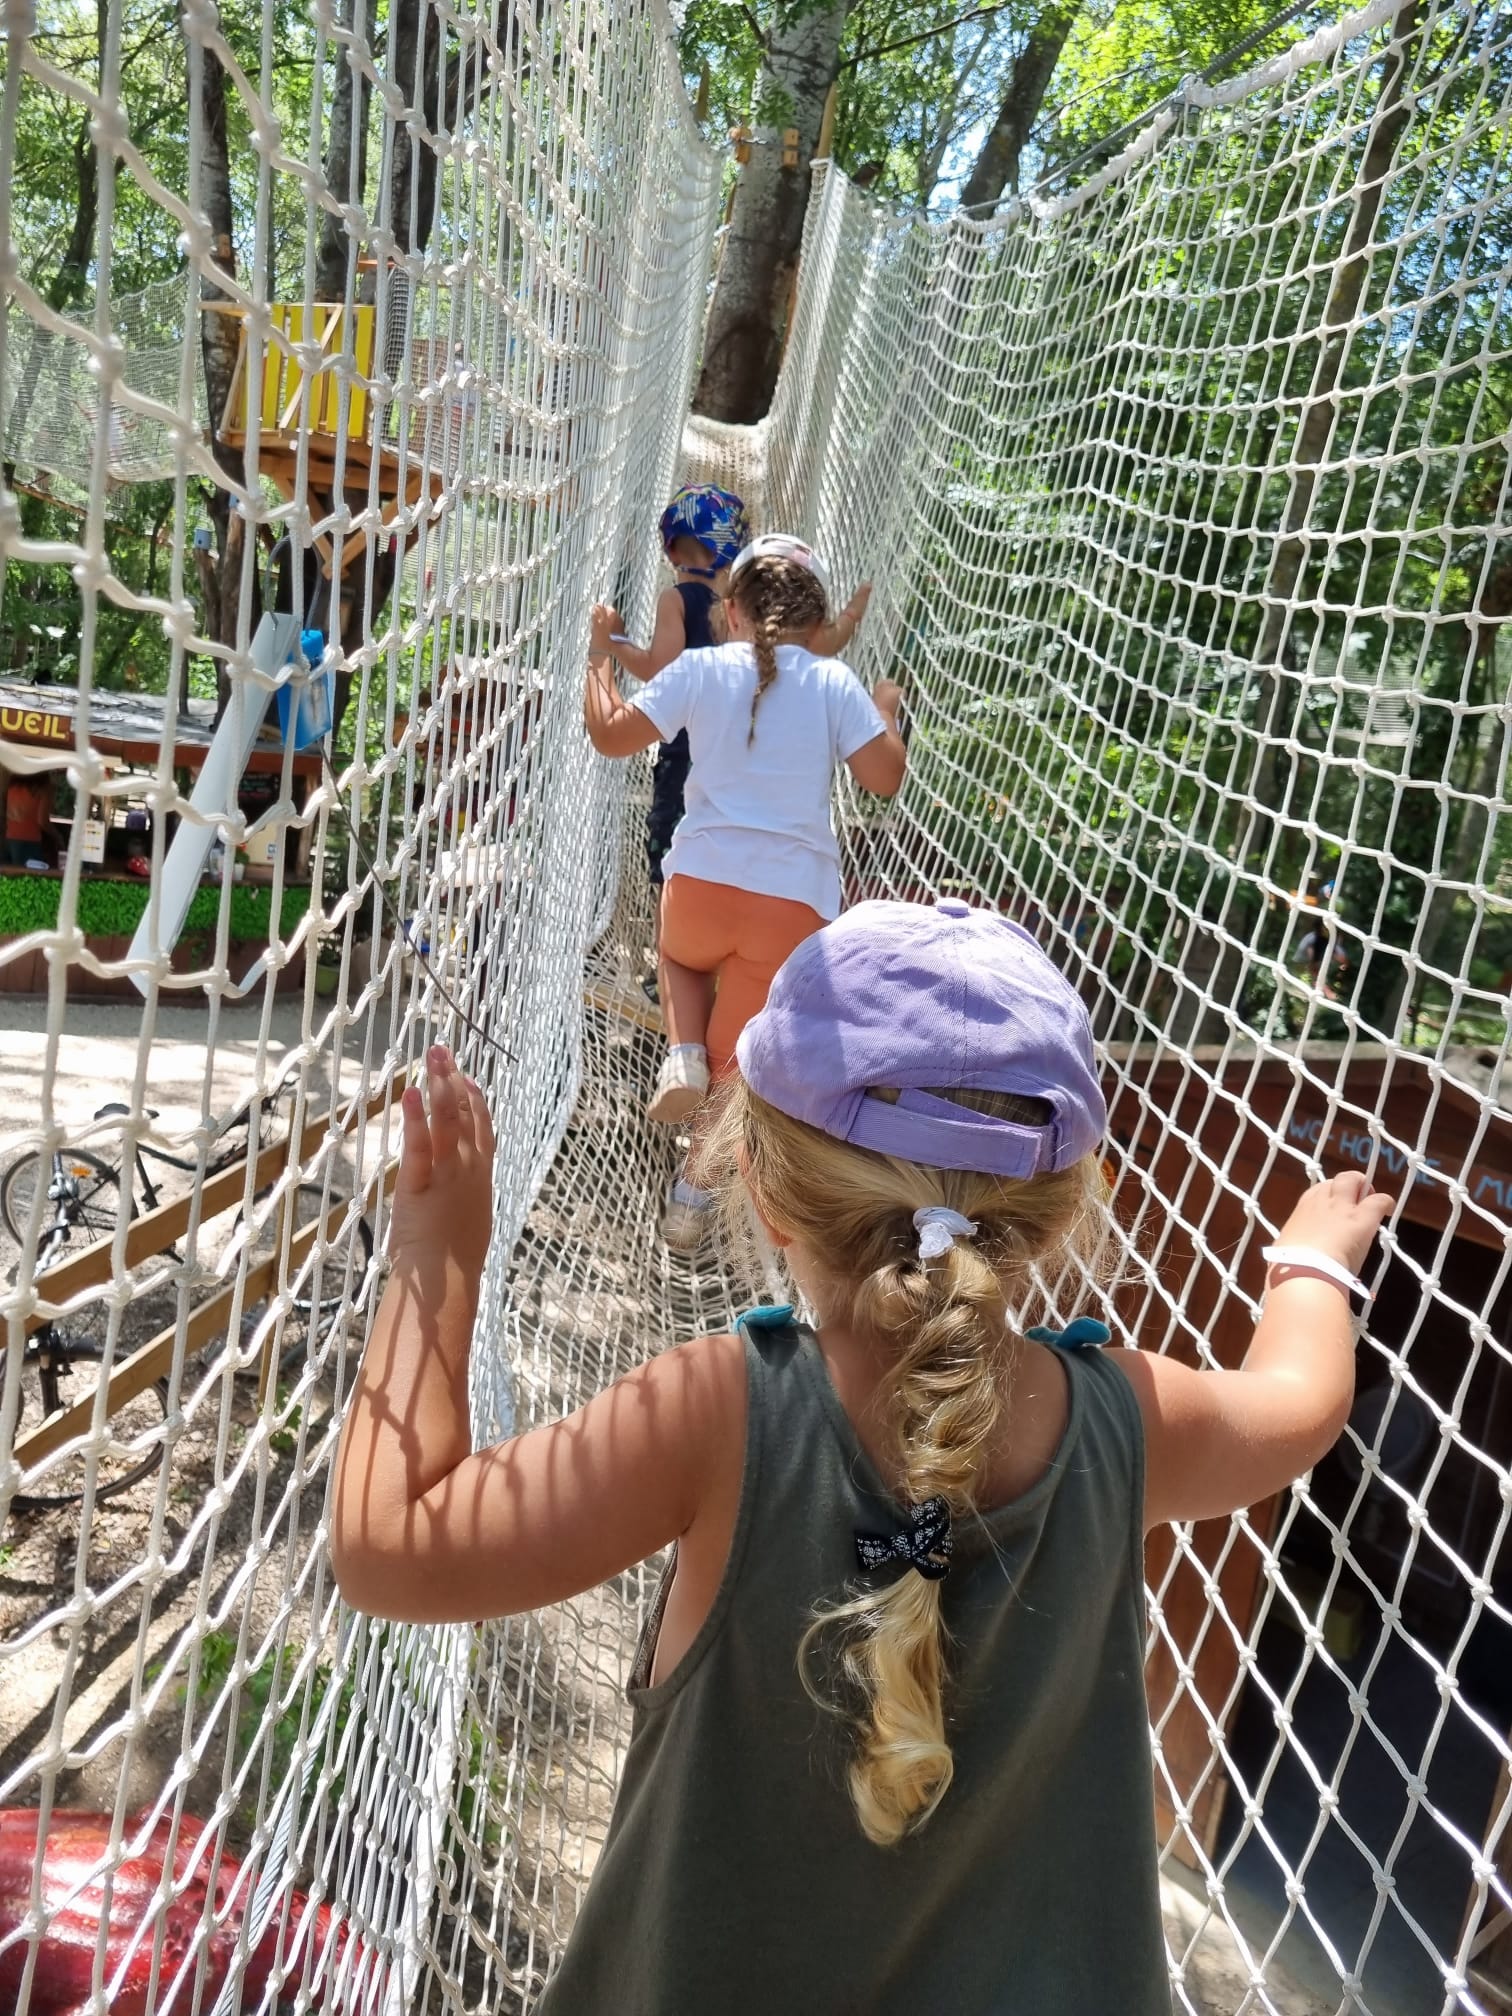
top-left (4, 0), bottom-right (1506, 1048)
top-left (677, 0), bottom-right (1339, 215)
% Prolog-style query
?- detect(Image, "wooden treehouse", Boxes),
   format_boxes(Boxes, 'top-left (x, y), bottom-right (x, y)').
top-left (214, 297), bottom-right (469, 591)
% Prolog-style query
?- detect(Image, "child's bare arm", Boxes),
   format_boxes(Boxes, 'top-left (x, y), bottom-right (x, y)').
top-left (605, 587), bottom-right (687, 680)
top-left (333, 1049), bottom-right (494, 1608)
top-left (809, 581), bottom-right (871, 658)
top-left (584, 605), bottom-right (664, 756)
top-left (332, 1050), bottom-right (746, 1623)
top-left (846, 679), bottom-right (907, 797)
top-left (1117, 1173), bottom-right (1392, 1529)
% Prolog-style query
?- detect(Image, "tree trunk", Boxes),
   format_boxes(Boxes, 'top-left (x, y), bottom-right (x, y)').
top-left (957, 6), bottom-right (1077, 214)
top-left (315, 0), bottom-right (507, 738)
top-left (387, 0), bottom-right (447, 257)
top-left (1240, 1), bottom-right (1422, 858)
top-left (918, 19), bottom-right (996, 210)
top-left (5, 0), bottom-right (102, 525)
top-left (694, 0), bottom-right (854, 425)
top-left (195, 39), bottom-right (251, 718)
top-left (1379, 543), bottom-right (1512, 1033)
top-left (50, 123), bottom-right (100, 315)
top-left (315, 0), bottom-right (372, 299)
top-left (316, 0), bottom-right (467, 739)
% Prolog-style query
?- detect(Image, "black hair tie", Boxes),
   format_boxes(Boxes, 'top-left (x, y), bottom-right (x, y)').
top-left (855, 1496), bottom-right (953, 1581)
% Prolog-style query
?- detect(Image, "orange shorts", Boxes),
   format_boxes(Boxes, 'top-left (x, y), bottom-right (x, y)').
top-left (661, 874), bottom-right (824, 1080)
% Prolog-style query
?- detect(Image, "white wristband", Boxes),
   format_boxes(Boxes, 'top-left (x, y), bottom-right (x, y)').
top-left (1261, 1245), bottom-right (1371, 1303)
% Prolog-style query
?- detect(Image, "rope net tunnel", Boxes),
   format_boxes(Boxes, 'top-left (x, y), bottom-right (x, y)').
top-left (1, 0), bottom-right (1511, 2008)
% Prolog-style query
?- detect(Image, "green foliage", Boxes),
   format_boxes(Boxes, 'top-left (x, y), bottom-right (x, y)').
top-left (680, 0), bottom-right (1035, 209)
top-left (2, 0), bottom-right (343, 677)
top-left (2, 482), bottom-right (180, 691)
top-left (235, 1637), bottom-right (355, 1809)
top-left (269, 1383), bottom-right (303, 1458)
top-left (158, 1625), bottom-right (362, 1839)
top-left (677, 0), bottom-right (1306, 210)
top-left (7, 0), bottom-right (323, 304)
top-left (863, 7), bottom-right (1512, 1052)
top-left (75, 880), bottom-right (158, 938)
top-left (7, 0), bottom-right (1509, 1064)
top-left (185, 880), bottom-right (315, 943)
top-left (0, 874), bottom-right (63, 935)
top-left (1035, 0), bottom-right (1310, 177)
top-left (0, 874), bottom-right (312, 942)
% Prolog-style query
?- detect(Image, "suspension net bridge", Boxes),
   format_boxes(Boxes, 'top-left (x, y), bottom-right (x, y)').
top-left (2, 0), bottom-right (1512, 2009)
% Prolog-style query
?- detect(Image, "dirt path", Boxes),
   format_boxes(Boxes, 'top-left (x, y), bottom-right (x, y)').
top-left (0, 994), bottom-right (354, 1153)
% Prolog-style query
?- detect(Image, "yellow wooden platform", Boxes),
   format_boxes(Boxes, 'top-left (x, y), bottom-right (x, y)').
top-left (214, 301), bottom-right (446, 579)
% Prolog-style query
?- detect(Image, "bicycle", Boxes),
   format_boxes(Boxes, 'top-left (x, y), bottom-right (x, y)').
top-left (3, 1082), bottom-right (374, 1510)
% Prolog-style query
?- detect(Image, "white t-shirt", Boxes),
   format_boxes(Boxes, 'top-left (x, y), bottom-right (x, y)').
top-left (634, 642), bottom-right (886, 921)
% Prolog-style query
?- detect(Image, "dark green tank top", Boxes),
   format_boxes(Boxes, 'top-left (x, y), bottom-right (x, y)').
top-left (537, 1312), bottom-right (1170, 2015)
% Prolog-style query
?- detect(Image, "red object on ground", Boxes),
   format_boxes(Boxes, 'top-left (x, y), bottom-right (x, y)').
top-left (0, 1807), bottom-right (358, 2015)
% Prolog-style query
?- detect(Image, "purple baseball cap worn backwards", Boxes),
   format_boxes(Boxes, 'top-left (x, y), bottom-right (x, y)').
top-left (734, 900), bottom-right (1107, 1177)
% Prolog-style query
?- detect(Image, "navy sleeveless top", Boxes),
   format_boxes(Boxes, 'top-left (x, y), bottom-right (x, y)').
top-left (537, 1311), bottom-right (1169, 2015)
top-left (675, 580), bottom-right (718, 650)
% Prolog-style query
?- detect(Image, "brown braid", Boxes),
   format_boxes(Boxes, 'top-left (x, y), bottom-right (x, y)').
top-left (728, 557), bottom-right (830, 744)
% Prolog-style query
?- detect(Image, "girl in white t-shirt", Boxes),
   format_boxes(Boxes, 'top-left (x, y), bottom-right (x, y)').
top-left (586, 536), bottom-right (906, 1246)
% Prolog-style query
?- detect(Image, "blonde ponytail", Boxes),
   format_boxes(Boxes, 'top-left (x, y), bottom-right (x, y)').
top-left (703, 1079), bottom-right (1110, 1846)
top-left (803, 1237), bottom-right (1013, 1843)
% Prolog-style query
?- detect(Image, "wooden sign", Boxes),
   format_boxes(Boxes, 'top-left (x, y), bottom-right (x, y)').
top-left (1110, 1047), bottom-right (1512, 1252)
top-left (0, 704), bottom-right (70, 746)
top-left (1281, 1098), bottom-right (1512, 1223)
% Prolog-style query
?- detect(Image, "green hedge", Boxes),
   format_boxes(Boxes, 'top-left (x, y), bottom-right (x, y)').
top-left (0, 874), bottom-right (312, 944)
top-left (0, 874), bottom-right (62, 935)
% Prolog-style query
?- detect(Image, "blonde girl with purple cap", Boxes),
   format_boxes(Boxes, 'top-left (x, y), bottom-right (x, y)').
top-left (335, 899), bottom-right (1390, 2015)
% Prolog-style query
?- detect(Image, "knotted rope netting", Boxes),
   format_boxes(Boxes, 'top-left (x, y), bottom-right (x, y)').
top-left (3, 0), bottom-right (1512, 2010)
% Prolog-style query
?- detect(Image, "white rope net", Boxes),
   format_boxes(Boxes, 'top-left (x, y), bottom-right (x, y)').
top-left (3, 0), bottom-right (1512, 2011)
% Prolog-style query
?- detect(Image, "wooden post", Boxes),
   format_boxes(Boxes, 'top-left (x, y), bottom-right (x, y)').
top-left (778, 264), bottom-right (801, 372)
top-left (256, 1178), bottom-right (299, 1407)
top-left (817, 81), bottom-right (838, 162)
top-left (1458, 1769), bottom-right (1512, 2009)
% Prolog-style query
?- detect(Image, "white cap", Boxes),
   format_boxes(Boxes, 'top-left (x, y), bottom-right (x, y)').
top-left (728, 533), bottom-right (830, 595)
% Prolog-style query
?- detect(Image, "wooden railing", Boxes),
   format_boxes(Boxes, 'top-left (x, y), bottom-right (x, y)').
top-left (11, 1076), bottom-right (400, 1471)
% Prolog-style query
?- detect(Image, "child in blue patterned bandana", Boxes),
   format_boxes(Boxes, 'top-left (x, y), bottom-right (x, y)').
top-left (336, 898), bottom-right (1391, 2016)
top-left (602, 485), bottom-right (751, 915)
top-left (601, 486), bottom-right (873, 932)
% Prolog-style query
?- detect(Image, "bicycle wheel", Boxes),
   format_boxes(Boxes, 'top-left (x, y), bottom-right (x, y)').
top-left (1, 1148), bottom-right (123, 1248)
top-left (10, 1328), bottom-right (170, 1511)
top-left (230, 1183), bottom-right (374, 1371)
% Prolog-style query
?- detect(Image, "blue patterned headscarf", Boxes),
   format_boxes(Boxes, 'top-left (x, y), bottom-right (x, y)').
top-left (658, 484), bottom-right (750, 576)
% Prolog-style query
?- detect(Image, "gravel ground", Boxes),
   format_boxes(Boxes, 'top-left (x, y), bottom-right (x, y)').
top-left (0, 993), bottom-right (361, 1154)
top-left (0, 989), bottom-right (381, 1835)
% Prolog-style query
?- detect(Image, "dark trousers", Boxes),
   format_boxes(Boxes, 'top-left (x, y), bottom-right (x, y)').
top-left (646, 732), bottom-right (691, 886)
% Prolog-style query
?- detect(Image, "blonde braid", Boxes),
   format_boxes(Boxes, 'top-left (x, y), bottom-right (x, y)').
top-left (701, 1081), bottom-right (1111, 1847)
top-left (801, 1240), bottom-right (1011, 1841)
